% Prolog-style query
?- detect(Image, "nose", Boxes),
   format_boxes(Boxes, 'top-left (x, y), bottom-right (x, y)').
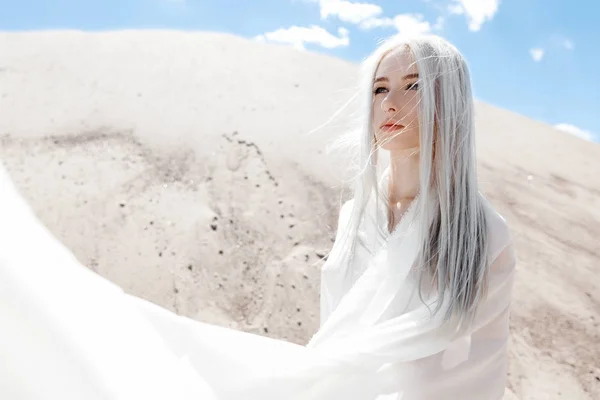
top-left (381, 93), bottom-right (398, 114)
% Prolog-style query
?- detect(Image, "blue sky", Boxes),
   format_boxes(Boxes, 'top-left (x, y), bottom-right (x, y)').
top-left (1, 0), bottom-right (598, 142)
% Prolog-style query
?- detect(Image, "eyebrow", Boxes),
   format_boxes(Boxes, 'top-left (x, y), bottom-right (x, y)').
top-left (373, 73), bottom-right (419, 84)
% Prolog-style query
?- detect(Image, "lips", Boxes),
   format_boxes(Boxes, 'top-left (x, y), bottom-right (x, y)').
top-left (381, 122), bottom-right (405, 130)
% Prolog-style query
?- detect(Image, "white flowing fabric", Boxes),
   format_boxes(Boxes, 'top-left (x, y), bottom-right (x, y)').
top-left (0, 165), bottom-right (516, 400)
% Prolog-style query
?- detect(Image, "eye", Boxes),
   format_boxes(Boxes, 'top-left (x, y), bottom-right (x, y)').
top-left (373, 86), bottom-right (388, 95)
top-left (405, 82), bottom-right (419, 91)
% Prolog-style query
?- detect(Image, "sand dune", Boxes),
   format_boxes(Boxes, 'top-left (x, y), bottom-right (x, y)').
top-left (0, 30), bottom-right (598, 399)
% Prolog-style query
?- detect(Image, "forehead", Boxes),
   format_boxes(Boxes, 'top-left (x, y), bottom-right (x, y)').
top-left (375, 48), bottom-right (417, 78)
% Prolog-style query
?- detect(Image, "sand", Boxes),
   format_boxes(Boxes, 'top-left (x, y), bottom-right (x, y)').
top-left (0, 30), bottom-right (598, 399)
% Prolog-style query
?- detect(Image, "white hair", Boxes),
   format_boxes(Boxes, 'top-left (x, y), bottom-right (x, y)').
top-left (328, 34), bottom-right (490, 325)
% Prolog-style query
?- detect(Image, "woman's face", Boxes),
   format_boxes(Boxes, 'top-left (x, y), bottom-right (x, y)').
top-left (372, 49), bottom-right (420, 151)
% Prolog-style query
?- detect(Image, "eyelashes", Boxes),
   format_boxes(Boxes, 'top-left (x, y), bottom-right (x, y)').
top-left (372, 81), bottom-right (419, 94)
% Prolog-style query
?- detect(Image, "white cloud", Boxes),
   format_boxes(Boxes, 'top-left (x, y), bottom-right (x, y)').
top-left (561, 38), bottom-right (574, 50)
top-left (529, 48), bottom-right (544, 62)
top-left (300, 0), bottom-right (435, 36)
top-left (549, 35), bottom-right (575, 50)
top-left (433, 16), bottom-right (445, 30)
top-left (303, 0), bottom-right (383, 24)
top-left (448, 4), bottom-right (464, 15)
top-left (321, 0), bottom-right (382, 23)
top-left (254, 25), bottom-right (349, 51)
top-left (360, 13), bottom-right (432, 36)
top-left (359, 16), bottom-right (393, 29)
top-left (392, 14), bottom-right (432, 36)
top-left (555, 123), bottom-right (597, 142)
top-left (449, 0), bottom-right (500, 31)
top-left (302, 0), bottom-right (435, 35)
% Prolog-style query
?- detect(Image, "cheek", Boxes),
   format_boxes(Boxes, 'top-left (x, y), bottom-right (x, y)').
top-left (372, 102), bottom-right (383, 128)
top-left (407, 97), bottom-right (420, 120)
top-left (401, 100), bottom-right (419, 131)
top-left (372, 99), bottom-right (381, 118)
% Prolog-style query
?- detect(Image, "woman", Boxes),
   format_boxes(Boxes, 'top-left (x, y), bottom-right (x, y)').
top-left (317, 33), bottom-right (517, 398)
top-left (0, 34), bottom-right (516, 399)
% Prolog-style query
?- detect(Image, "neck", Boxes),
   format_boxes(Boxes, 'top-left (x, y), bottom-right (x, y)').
top-left (387, 146), bottom-right (420, 205)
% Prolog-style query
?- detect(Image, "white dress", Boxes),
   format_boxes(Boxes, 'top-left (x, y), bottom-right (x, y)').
top-left (0, 165), bottom-right (516, 400)
top-left (320, 192), bottom-right (517, 400)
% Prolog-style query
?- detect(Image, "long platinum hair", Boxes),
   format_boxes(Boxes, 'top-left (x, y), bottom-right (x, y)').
top-left (329, 34), bottom-right (490, 325)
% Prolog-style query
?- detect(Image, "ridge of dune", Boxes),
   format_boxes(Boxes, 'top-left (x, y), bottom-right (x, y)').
top-left (0, 30), bottom-right (598, 399)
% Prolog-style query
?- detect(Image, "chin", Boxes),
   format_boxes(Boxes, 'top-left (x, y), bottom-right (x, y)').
top-left (387, 144), bottom-right (420, 153)
top-left (377, 140), bottom-right (410, 151)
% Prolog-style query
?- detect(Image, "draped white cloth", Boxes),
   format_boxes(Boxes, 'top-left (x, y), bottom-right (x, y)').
top-left (0, 165), bottom-right (516, 400)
